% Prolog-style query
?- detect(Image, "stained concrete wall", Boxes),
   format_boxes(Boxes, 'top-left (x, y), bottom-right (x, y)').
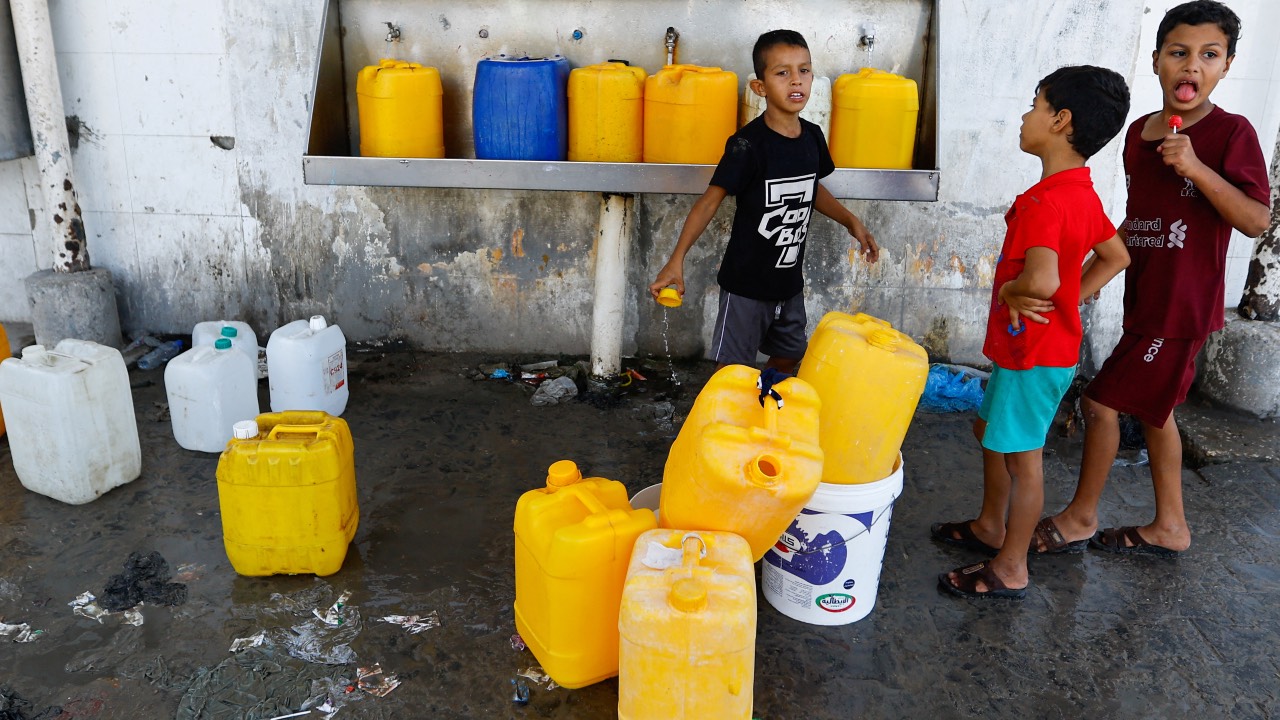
top-left (0, 1), bottom-right (1277, 368)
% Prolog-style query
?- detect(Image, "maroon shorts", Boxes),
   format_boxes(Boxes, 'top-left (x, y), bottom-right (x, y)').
top-left (1084, 331), bottom-right (1206, 428)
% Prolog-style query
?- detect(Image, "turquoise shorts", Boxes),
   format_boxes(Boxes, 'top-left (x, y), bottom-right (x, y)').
top-left (978, 364), bottom-right (1076, 453)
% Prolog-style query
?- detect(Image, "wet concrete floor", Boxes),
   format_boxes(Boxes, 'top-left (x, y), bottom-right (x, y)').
top-left (1, 350), bottom-right (1278, 718)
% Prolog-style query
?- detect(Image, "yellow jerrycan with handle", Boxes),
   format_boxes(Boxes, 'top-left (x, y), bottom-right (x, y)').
top-left (659, 364), bottom-right (823, 560)
top-left (798, 311), bottom-right (928, 484)
top-left (568, 61), bottom-right (647, 162)
top-left (829, 68), bottom-right (919, 169)
top-left (356, 58), bottom-right (445, 158)
top-left (513, 460), bottom-right (657, 689)
top-left (216, 411), bottom-right (359, 576)
top-left (618, 530), bottom-right (756, 720)
top-left (643, 64), bottom-right (737, 164)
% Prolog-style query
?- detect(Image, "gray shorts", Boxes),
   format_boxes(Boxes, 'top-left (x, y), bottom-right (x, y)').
top-left (708, 291), bottom-right (807, 365)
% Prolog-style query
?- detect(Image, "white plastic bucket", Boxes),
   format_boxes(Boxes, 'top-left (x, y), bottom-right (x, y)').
top-left (629, 482), bottom-right (662, 522)
top-left (761, 455), bottom-right (903, 625)
top-left (165, 340), bottom-right (260, 452)
top-left (0, 340), bottom-right (141, 504)
top-left (192, 320), bottom-right (259, 365)
top-left (266, 315), bottom-right (348, 416)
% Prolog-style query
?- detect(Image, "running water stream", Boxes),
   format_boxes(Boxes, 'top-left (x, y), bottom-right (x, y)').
top-left (661, 308), bottom-right (680, 388)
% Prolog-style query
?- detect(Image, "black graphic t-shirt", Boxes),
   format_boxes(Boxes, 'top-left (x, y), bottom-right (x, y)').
top-left (710, 115), bottom-right (835, 301)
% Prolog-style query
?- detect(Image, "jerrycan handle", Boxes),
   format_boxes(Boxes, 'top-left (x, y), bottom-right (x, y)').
top-left (668, 534), bottom-right (710, 613)
top-left (266, 424), bottom-right (321, 441)
top-left (679, 533), bottom-right (707, 569)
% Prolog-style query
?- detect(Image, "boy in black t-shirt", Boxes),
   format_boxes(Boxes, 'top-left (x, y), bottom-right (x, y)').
top-left (649, 29), bottom-right (879, 373)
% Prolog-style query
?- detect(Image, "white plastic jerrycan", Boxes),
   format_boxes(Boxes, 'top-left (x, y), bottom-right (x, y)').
top-left (0, 340), bottom-right (141, 504)
top-left (165, 338), bottom-right (261, 452)
top-left (192, 320), bottom-right (259, 366)
top-left (266, 315), bottom-right (349, 416)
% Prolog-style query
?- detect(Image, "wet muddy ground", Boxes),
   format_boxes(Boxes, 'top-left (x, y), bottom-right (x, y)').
top-left (1, 350), bottom-right (1278, 719)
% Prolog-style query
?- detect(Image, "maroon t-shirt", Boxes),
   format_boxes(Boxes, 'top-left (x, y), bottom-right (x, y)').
top-left (984, 167), bottom-right (1116, 370)
top-left (1120, 107), bottom-right (1271, 338)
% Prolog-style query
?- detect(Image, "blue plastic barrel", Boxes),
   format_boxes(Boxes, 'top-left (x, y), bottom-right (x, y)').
top-left (473, 55), bottom-right (570, 161)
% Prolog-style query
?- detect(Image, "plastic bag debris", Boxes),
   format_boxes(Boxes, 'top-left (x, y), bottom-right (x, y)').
top-left (510, 633), bottom-right (526, 651)
top-left (356, 664), bottom-right (401, 697)
top-left (69, 591), bottom-right (144, 626)
top-left (531, 376), bottom-right (579, 406)
top-left (511, 678), bottom-right (530, 704)
top-left (229, 631), bottom-right (268, 652)
top-left (312, 591), bottom-right (352, 626)
top-left (1113, 448), bottom-right (1150, 467)
top-left (0, 687), bottom-right (62, 720)
top-left (0, 621), bottom-right (43, 643)
top-left (378, 611), bottom-right (439, 634)
top-left (918, 363), bottom-right (987, 413)
top-left (517, 666), bottom-right (558, 690)
top-left (99, 550), bottom-right (188, 611)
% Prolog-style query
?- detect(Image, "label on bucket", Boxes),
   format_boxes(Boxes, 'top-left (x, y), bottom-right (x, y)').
top-left (324, 350), bottom-right (346, 394)
top-left (815, 593), bottom-right (855, 613)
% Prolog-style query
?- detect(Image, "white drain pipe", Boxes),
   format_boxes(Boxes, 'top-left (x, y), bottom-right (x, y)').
top-left (11, 0), bottom-right (88, 272)
top-left (590, 193), bottom-right (634, 377)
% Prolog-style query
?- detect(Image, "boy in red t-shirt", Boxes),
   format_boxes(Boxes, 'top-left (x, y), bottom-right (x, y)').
top-left (935, 66), bottom-right (1131, 599)
top-left (1035, 1), bottom-right (1271, 557)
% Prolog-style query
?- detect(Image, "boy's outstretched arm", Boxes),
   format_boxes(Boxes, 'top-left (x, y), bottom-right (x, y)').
top-left (814, 183), bottom-right (879, 262)
top-left (649, 185), bottom-right (728, 299)
top-left (1079, 233), bottom-right (1130, 302)
top-left (998, 247), bottom-right (1060, 332)
top-left (1159, 132), bottom-right (1270, 237)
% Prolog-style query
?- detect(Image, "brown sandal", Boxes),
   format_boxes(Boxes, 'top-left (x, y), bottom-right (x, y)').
top-left (1030, 517), bottom-right (1089, 555)
top-left (938, 561), bottom-right (1027, 599)
top-left (1089, 526), bottom-right (1180, 557)
top-left (929, 520), bottom-right (999, 555)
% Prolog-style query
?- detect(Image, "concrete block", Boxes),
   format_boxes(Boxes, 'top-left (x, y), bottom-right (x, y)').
top-left (24, 267), bottom-right (123, 349)
top-left (1199, 314), bottom-right (1280, 419)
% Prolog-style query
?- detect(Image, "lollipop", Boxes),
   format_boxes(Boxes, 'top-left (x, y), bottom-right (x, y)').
top-left (1168, 115), bottom-right (1183, 133)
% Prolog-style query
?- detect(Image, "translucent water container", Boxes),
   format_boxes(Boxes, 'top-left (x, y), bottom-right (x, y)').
top-left (0, 340), bottom-right (140, 504)
top-left (618, 530), bottom-right (756, 720)
top-left (739, 73), bottom-right (832, 138)
top-left (192, 320), bottom-right (258, 366)
top-left (216, 411), bottom-right (358, 576)
top-left (473, 55), bottom-right (570, 161)
top-left (798, 312), bottom-right (928, 484)
top-left (643, 64), bottom-right (737, 164)
top-left (165, 338), bottom-right (260, 453)
top-left (356, 59), bottom-right (445, 158)
top-left (514, 460), bottom-right (657, 689)
top-left (829, 68), bottom-right (919, 169)
top-left (659, 364), bottom-right (824, 561)
top-left (0, 322), bottom-right (9, 437)
top-left (568, 61), bottom-right (647, 162)
top-left (266, 315), bottom-right (348, 416)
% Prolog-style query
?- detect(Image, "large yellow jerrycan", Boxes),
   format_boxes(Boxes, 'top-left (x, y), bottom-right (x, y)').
top-left (618, 530), bottom-right (756, 720)
top-left (513, 460), bottom-right (657, 689)
top-left (660, 365), bottom-right (823, 560)
top-left (0, 322), bottom-right (9, 437)
top-left (799, 311), bottom-right (928, 484)
top-left (643, 64), bottom-right (737, 164)
top-left (829, 68), bottom-right (919, 169)
top-left (356, 58), bottom-right (444, 158)
top-left (216, 411), bottom-right (359, 576)
top-left (568, 62), bottom-right (647, 162)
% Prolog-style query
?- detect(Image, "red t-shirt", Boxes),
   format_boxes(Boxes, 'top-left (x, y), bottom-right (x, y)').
top-left (1121, 107), bottom-right (1271, 338)
top-left (983, 167), bottom-right (1116, 370)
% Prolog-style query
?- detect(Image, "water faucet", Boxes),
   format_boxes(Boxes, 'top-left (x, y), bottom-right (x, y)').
top-left (858, 21), bottom-right (876, 50)
top-left (384, 22), bottom-right (402, 43)
top-left (664, 27), bottom-right (679, 65)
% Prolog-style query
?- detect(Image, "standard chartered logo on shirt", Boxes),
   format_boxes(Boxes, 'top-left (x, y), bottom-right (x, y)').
top-left (1168, 219), bottom-right (1186, 249)
top-left (1124, 217), bottom-right (1188, 250)
top-left (757, 174), bottom-right (816, 268)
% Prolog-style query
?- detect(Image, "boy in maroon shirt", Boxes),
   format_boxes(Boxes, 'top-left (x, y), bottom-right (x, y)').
top-left (1036, 0), bottom-right (1271, 556)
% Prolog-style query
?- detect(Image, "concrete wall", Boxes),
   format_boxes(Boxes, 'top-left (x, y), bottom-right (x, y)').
top-left (0, 0), bottom-right (1277, 368)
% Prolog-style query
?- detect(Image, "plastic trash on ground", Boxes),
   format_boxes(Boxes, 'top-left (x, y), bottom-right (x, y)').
top-left (356, 664), bottom-right (401, 697)
top-left (918, 363), bottom-right (987, 413)
top-left (530, 376), bottom-right (578, 406)
top-left (68, 591), bottom-right (144, 626)
top-left (378, 611), bottom-right (440, 634)
top-left (0, 620), bottom-right (43, 643)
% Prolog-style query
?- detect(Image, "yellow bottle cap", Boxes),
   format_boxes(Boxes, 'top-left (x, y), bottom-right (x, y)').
top-left (546, 460), bottom-right (582, 490)
top-left (657, 287), bottom-right (682, 308)
top-left (669, 577), bottom-right (707, 612)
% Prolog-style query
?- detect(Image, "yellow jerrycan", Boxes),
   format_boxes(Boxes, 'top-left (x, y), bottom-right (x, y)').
top-left (829, 68), bottom-right (919, 169)
top-left (643, 64), bottom-right (737, 164)
top-left (216, 411), bottom-right (359, 576)
top-left (513, 460), bottom-right (657, 689)
top-left (659, 365), bottom-right (823, 561)
top-left (0, 322), bottom-right (9, 436)
top-left (356, 58), bottom-right (445, 158)
top-left (798, 311), bottom-right (928, 484)
top-left (568, 62), bottom-right (647, 162)
top-left (618, 530), bottom-right (756, 720)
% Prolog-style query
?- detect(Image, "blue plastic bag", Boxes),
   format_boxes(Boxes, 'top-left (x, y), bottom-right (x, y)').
top-left (918, 364), bottom-right (986, 413)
